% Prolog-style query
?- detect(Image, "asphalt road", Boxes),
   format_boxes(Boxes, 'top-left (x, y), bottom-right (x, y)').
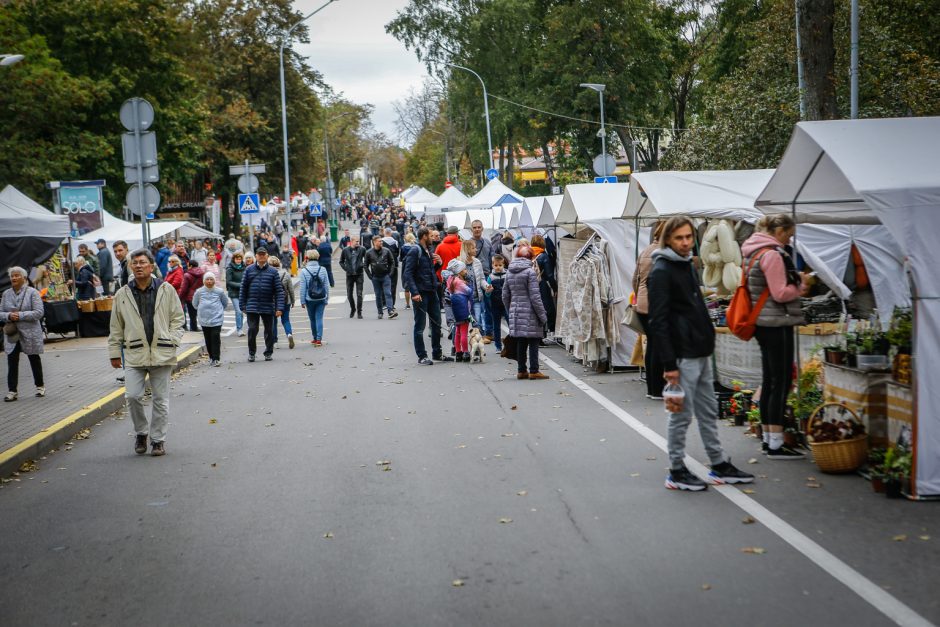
top-left (0, 274), bottom-right (936, 626)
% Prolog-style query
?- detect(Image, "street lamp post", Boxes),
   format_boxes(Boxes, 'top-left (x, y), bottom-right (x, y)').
top-left (279, 0), bottom-right (340, 236)
top-left (447, 63), bottom-right (494, 171)
top-left (0, 54), bottom-right (24, 66)
top-left (580, 83), bottom-right (609, 174)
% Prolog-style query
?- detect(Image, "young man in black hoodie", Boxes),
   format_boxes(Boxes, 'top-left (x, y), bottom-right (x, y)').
top-left (647, 217), bottom-right (753, 491)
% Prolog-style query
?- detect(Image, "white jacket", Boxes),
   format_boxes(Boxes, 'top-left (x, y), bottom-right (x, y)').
top-left (108, 280), bottom-right (185, 368)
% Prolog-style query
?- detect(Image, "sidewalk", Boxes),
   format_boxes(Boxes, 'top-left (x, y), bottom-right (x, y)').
top-left (0, 332), bottom-right (205, 477)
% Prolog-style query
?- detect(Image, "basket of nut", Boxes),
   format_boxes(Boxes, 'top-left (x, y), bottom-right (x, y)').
top-left (806, 402), bottom-right (869, 473)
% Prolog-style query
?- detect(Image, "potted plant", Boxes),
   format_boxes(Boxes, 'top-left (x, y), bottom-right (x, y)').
top-left (729, 380), bottom-right (753, 427)
top-left (868, 448), bottom-right (887, 493)
top-left (886, 307), bottom-right (913, 355)
top-left (746, 405), bottom-right (762, 438)
top-left (882, 447), bottom-right (912, 499)
top-left (856, 329), bottom-right (889, 370)
top-left (823, 341), bottom-right (847, 365)
top-left (788, 360), bottom-right (823, 433)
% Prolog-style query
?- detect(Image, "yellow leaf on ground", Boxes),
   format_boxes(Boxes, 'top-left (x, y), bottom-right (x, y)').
top-left (742, 516), bottom-right (756, 524)
top-left (893, 535), bottom-right (908, 542)
top-left (499, 517), bottom-right (513, 524)
top-left (516, 490), bottom-right (528, 496)
top-left (452, 579), bottom-right (465, 587)
top-left (742, 489), bottom-right (756, 494)
top-left (323, 532), bottom-right (334, 539)
top-left (741, 547), bottom-right (766, 555)
top-left (209, 418), bottom-right (217, 424)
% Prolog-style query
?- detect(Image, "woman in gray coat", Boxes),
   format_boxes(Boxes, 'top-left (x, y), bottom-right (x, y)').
top-left (1, 266), bottom-right (45, 401)
top-left (502, 246), bottom-right (549, 380)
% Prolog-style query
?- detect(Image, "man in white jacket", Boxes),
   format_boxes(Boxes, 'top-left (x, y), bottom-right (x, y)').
top-left (108, 249), bottom-right (185, 456)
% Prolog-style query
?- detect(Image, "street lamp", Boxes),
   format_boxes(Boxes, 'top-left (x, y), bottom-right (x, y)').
top-left (323, 110), bottom-right (354, 230)
top-left (0, 54), bottom-right (24, 66)
top-left (447, 63), bottom-right (494, 171)
top-left (279, 0), bottom-right (340, 235)
top-left (580, 83), bottom-right (609, 175)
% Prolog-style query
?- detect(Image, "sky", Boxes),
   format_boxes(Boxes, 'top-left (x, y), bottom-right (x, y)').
top-left (294, 0), bottom-right (432, 144)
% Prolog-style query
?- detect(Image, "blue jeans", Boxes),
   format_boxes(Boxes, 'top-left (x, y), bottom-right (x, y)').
top-left (306, 300), bottom-right (327, 340)
top-left (230, 297), bottom-right (243, 331)
top-left (412, 290), bottom-right (442, 359)
top-left (372, 275), bottom-right (393, 313)
top-left (472, 301), bottom-right (483, 329)
top-left (491, 305), bottom-right (506, 349)
top-left (480, 297), bottom-right (494, 336)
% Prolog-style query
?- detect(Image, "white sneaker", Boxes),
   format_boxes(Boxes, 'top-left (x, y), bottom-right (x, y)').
top-left (4, 391), bottom-right (17, 402)
top-left (237, 330), bottom-right (246, 337)
top-left (35, 386), bottom-right (45, 397)
top-left (288, 334), bottom-right (295, 349)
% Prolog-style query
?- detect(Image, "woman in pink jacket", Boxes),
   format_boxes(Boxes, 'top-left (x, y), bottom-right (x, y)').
top-left (741, 214), bottom-right (809, 460)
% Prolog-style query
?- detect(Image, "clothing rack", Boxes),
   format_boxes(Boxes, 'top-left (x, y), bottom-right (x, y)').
top-left (575, 233), bottom-right (600, 260)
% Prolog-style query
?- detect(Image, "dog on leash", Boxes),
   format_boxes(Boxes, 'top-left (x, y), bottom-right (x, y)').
top-left (468, 327), bottom-right (486, 363)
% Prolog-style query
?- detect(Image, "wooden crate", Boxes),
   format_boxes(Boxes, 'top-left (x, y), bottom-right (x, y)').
top-left (885, 381), bottom-right (913, 447)
top-left (822, 363), bottom-right (891, 447)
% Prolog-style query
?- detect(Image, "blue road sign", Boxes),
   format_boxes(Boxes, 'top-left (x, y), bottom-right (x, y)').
top-left (486, 168), bottom-right (499, 181)
top-left (594, 176), bottom-right (618, 184)
top-left (238, 193), bottom-right (260, 214)
top-left (309, 203), bottom-right (322, 217)
top-left (145, 212), bottom-right (155, 220)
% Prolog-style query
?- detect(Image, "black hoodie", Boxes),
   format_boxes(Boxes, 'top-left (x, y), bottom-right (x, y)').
top-left (647, 247), bottom-right (715, 371)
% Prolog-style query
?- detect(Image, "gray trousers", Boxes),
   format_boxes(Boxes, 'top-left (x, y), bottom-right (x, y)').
top-left (125, 365), bottom-right (172, 443)
top-left (667, 357), bottom-right (725, 469)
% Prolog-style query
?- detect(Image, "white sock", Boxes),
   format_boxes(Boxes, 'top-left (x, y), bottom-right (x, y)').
top-left (762, 431), bottom-right (770, 445)
top-left (769, 432), bottom-right (784, 450)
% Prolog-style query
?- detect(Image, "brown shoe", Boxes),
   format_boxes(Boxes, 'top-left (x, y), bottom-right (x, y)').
top-left (517, 372), bottom-right (529, 380)
top-left (134, 434), bottom-right (148, 455)
top-left (151, 441), bottom-right (166, 457)
top-left (528, 372), bottom-right (550, 380)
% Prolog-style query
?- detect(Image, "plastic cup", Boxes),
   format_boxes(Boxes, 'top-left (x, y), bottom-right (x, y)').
top-left (663, 383), bottom-right (685, 413)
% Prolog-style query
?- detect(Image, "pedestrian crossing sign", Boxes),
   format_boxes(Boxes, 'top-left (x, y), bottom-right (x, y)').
top-left (238, 193), bottom-right (260, 214)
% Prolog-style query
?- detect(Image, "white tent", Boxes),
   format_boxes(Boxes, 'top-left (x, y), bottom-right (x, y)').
top-left (424, 186), bottom-right (468, 218)
top-left (0, 185), bottom-right (69, 239)
top-left (73, 212), bottom-right (217, 263)
top-left (463, 208), bottom-right (499, 231)
top-left (400, 185), bottom-right (421, 201)
top-left (756, 116), bottom-right (940, 499)
top-left (507, 205), bottom-right (522, 229)
top-left (497, 203), bottom-right (520, 230)
top-left (443, 210), bottom-right (469, 232)
top-left (622, 170), bottom-right (851, 300)
top-left (536, 195), bottom-right (564, 228)
top-left (519, 196), bottom-right (548, 231)
top-left (456, 178), bottom-right (523, 210)
top-left (405, 188), bottom-right (439, 216)
top-left (556, 183), bottom-right (630, 231)
top-left (625, 170), bottom-right (775, 223)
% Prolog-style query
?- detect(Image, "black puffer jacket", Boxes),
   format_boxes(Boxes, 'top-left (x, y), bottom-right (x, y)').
top-left (647, 247), bottom-right (715, 371)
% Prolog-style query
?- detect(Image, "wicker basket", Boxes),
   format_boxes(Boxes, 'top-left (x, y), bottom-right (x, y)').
top-left (78, 300), bottom-right (96, 313)
top-left (94, 297), bottom-right (113, 312)
top-left (807, 402), bottom-right (869, 473)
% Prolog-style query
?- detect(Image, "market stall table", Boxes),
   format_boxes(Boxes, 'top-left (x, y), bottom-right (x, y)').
top-left (43, 300), bottom-right (80, 335)
top-left (78, 309), bottom-right (111, 338)
top-left (822, 362), bottom-right (892, 447)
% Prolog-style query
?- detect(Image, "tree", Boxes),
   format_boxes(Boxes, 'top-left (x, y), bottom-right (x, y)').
top-left (797, 0), bottom-right (838, 120)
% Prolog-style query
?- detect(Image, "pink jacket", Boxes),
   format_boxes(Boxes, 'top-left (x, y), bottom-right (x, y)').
top-left (741, 232), bottom-right (803, 303)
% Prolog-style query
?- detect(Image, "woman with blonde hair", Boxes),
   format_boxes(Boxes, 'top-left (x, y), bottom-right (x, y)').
top-left (459, 239), bottom-right (490, 330)
top-left (741, 213), bottom-right (808, 459)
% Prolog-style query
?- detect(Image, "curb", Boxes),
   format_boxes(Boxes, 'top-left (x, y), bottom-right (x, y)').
top-left (0, 345), bottom-right (205, 479)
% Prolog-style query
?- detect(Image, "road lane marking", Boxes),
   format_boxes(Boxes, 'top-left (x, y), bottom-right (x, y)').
top-left (540, 354), bottom-right (934, 627)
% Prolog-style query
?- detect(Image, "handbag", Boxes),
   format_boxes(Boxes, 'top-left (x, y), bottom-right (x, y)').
top-left (621, 304), bottom-right (645, 334)
top-left (500, 334), bottom-right (518, 360)
top-left (727, 249), bottom-right (771, 341)
top-left (3, 288), bottom-right (28, 343)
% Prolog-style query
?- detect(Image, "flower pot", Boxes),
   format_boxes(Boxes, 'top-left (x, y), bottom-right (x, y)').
top-left (871, 475), bottom-right (886, 493)
top-left (825, 349), bottom-right (846, 366)
top-left (750, 423), bottom-right (763, 438)
top-left (885, 477), bottom-right (903, 499)
top-left (784, 431), bottom-right (800, 448)
top-left (734, 413), bottom-right (747, 427)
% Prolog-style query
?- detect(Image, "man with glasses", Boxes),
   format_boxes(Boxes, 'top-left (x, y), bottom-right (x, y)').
top-left (108, 249), bottom-right (184, 456)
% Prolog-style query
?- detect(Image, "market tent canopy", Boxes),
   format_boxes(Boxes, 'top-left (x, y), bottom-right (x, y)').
top-left (626, 170), bottom-right (773, 223)
top-left (456, 177), bottom-right (523, 210)
top-left (536, 195), bottom-right (564, 228)
top-left (72, 212), bottom-right (218, 262)
top-left (556, 183), bottom-right (630, 229)
top-left (519, 196), bottom-right (548, 230)
top-left (424, 186), bottom-right (468, 216)
top-left (443, 210), bottom-right (469, 232)
top-left (757, 117), bottom-right (940, 498)
top-left (498, 203), bottom-right (521, 230)
top-left (0, 185), bottom-right (70, 292)
top-left (463, 208), bottom-right (498, 231)
top-left (400, 185), bottom-right (421, 201)
top-left (405, 188), bottom-right (439, 215)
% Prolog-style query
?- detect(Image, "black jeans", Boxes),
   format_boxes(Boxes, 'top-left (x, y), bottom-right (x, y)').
top-left (322, 263), bottom-right (335, 288)
top-left (516, 337), bottom-right (540, 374)
top-left (390, 265), bottom-right (399, 309)
top-left (185, 301), bottom-right (199, 331)
top-left (637, 313), bottom-right (664, 398)
top-left (412, 290), bottom-right (442, 360)
top-left (246, 312), bottom-right (275, 357)
top-left (7, 342), bottom-right (43, 393)
top-left (346, 273), bottom-right (364, 313)
top-left (755, 325), bottom-right (795, 427)
top-left (202, 325), bottom-right (222, 361)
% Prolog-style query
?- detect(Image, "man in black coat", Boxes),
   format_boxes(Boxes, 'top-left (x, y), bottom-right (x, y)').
top-left (339, 236), bottom-right (366, 318)
top-left (239, 247), bottom-right (285, 362)
top-left (96, 238), bottom-right (114, 294)
top-left (363, 237), bottom-right (397, 319)
top-left (402, 227), bottom-right (452, 365)
top-left (647, 217), bottom-right (752, 492)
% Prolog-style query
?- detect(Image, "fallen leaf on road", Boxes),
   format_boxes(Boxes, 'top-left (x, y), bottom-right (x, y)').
top-left (629, 473), bottom-right (640, 477)
top-left (323, 532), bottom-right (334, 539)
top-left (919, 535), bottom-right (930, 541)
top-left (893, 534), bottom-right (907, 542)
top-left (807, 476), bottom-right (817, 482)
top-left (741, 547), bottom-right (766, 555)
top-left (747, 458), bottom-right (758, 464)
top-left (516, 490), bottom-right (528, 496)
top-left (742, 489), bottom-right (756, 494)
top-left (645, 456), bottom-right (657, 461)
top-left (384, 417), bottom-right (391, 421)
top-left (452, 579), bottom-right (465, 587)
top-left (456, 444), bottom-right (467, 449)
top-left (264, 423), bottom-right (275, 427)
top-left (499, 517), bottom-right (513, 524)
top-left (211, 463), bottom-right (217, 468)
top-left (742, 516), bottom-right (756, 525)
top-left (599, 438), bottom-right (607, 442)
top-left (501, 433), bottom-right (514, 438)
top-left (209, 419), bottom-right (217, 424)
top-left (806, 483), bottom-right (822, 489)
top-left (701, 584), bottom-right (712, 591)
top-left (511, 405), bottom-right (518, 410)
top-left (341, 395), bottom-right (347, 399)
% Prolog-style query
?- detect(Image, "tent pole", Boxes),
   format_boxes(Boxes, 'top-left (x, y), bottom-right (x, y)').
top-left (793, 202), bottom-right (803, 439)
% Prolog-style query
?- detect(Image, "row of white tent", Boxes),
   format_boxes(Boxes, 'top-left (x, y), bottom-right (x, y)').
top-left (398, 116), bottom-right (939, 498)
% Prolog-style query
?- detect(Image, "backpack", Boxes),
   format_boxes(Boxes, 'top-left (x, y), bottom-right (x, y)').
top-left (726, 249), bottom-right (771, 341)
top-left (304, 267), bottom-right (327, 302)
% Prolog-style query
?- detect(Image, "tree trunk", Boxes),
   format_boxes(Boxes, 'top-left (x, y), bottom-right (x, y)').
top-left (542, 140), bottom-right (556, 187)
top-left (505, 130), bottom-right (515, 186)
top-left (797, 0), bottom-right (838, 120)
top-left (498, 144), bottom-right (506, 181)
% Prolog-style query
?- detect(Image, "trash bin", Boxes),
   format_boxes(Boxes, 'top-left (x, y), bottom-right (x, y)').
top-left (329, 222), bottom-right (338, 242)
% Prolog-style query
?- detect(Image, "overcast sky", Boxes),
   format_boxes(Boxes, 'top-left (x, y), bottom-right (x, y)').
top-left (294, 0), bottom-right (431, 144)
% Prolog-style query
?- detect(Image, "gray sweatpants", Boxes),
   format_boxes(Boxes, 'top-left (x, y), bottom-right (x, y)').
top-left (125, 365), bottom-right (172, 443)
top-left (667, 357), bottom-right (725, 469)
